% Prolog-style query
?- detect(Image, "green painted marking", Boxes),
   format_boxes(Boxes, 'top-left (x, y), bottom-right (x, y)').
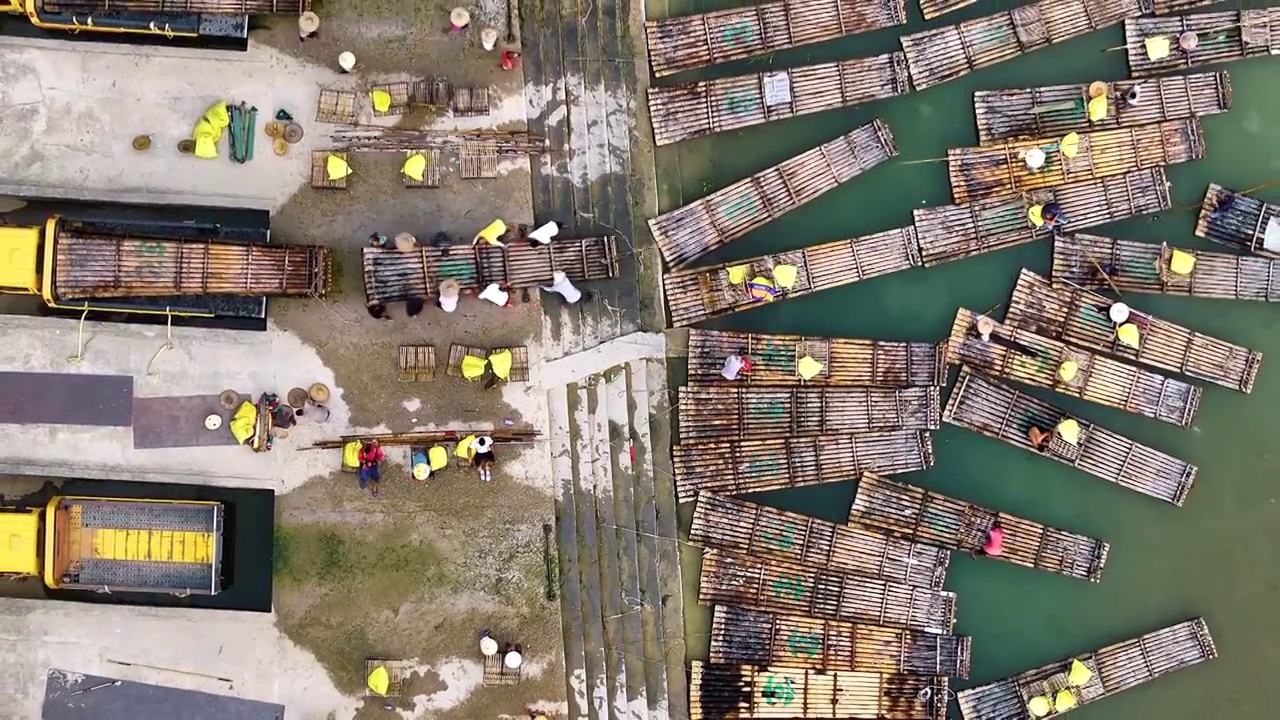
top-left (772, 573), bottom-right (805, 601)
top-left (720, 21), bottom-right (755, 48)
top-left (134, 240), bottom-right (167, 281)
top-left (786, 629), bottom-right (822, 657)
top-left (762, 675), bottom-right (796, 705)
top-left (745, 458), bottom-right (786, 476)
top-left (721, 88), bottom-right (758, 116)
top-left (760, 521), bottom-right (796, 550)
top-left (721, 195), bottom-right (759, 223)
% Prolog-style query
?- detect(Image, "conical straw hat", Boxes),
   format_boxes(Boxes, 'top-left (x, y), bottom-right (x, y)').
top-left (439, 278), bottom-right (461, 297)
top-left (395, 232), bottom-right (417, 251)
top-left (450, 7), bottom-right (470, 27)
top-left (338, 51), bottom-right (356, 71)
top-left (1108, 302), bottom-right (1130, 324)
top-left (1087, 81), bottom-right (1108, 99)
top-left (481, 28), bottom-right (499, 50)
top-left (976, 315), bottom-right (996, 338)
top-left (480, 636), bottom-right (499, 655)
top-left (1024, 147), bottom-right (1046, 170)
top-left (298, 11), bottom-right (320, 34)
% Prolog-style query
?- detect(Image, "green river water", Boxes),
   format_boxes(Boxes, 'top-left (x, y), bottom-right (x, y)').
top-left (647, 1), bottom-right (1280, 717)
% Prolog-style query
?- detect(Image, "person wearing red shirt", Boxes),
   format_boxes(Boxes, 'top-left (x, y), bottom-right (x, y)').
top-left (976, 520), bottom-right (1005, 557)
top-left (358, 440), bottom-right (385, 495)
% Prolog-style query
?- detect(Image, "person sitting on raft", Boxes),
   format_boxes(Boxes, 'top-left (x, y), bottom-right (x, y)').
top-left (1209, 192), bottom-right (1238, 221)
top-left (358, 440), bottom-right (385, 495)
top-left (974, 520), bottom-right (1005, 557)
top-left (1041, 202), bottom-right (1068, 232)
top-left (1028, 426), bottom-right (1053, 451)
top-left (721, 352), bottom-right (753, 381)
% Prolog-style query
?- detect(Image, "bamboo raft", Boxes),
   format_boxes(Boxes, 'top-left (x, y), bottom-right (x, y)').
top-left (361, 236), bottom-right (618, 306)
top-left (920, 0), bottom-right (975, 21)
top-left (674, 430), bottom-right (934, 502)
top-left (644, 0), bottom-right (908, 78)
top-left (648, 53), bottom-right (911, 146)
top-left (900, 0), bottom-right (1143, 91)
top-left (38, 0), bottom-right (306, 11)
top-left (849, 472), bottom-right (1110, 581)
top-left (913, 168), bottom-right (1171, 267)
top-left (1149, 0), bottom-right (1219, 13)
top-left (687, 328), bottom-right (946, 387)
top-left (700, 549), bottom-right (957, 634)
top-left (945, 308), bottom-right (1202, 427)
top-left (678, 386), bottom-right (941, 441)
top-left (651, 121), bottom-right (898, 268)
top-left (943, 368), bottom-right (1197, 505)
top-left (690, 661), bottom-right (950, 720)
top-left (1124, 9), bottom-right (1280, 79)
top-left (710, 605), bottom-right (971, 677)
top-left (1195, 182), bottom-right (1280, 258)
top-left (663, 226), bottom-right (922, 327)
top-left (690, 492), bottom-right (951, 590)
top-left (1005, 269), bottom-right (1262, 393)
top-left (973, 73), bottom-right (1231, 144)
top-left (1052, 233), bottom-right (1280, 302)
top-left (956, 618), bottom-right (1218, 720)
top-left (330, 128), bottom-right (545, 154)
top-left (947, 119), bottom-right (1203, 204)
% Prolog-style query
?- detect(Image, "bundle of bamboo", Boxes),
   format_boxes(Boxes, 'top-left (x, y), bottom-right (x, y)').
top-left (900, 0), bottom-right (1143, 91)
top-left (689, 492), bottom-right (951, 590)
top-left (39, 0), bottom-right (307, 11)
top-left (913, 168), bottom-right (1171, 267)
top-left (1195, 182), bottom-right (1280, 257)
top-left (850, 472), bottom-right (1110, 581)
top-left (1052, 233), bottom-right (1280, 302)
top-left (1124, 9), bottom-right (1280, 78)
top-left (650, 120), bottom-right (898, 268)
top-left (689, 661), bottom-right (949, 720)
top-left (943, 368), bottom-right (1197, 505)
top-left (947, 119), bottom-right (1203, 204)
top-left (920, 0), bottom-right (975, 20)
top-left (678, 385), bottom-right (941, 441)
top-left (663, 226), bottom-right (922, 327)
top-left (648, 53), bottom-right (910, 146)
top-left (699, 549), bottom-right (957, 633)
top-left (1149, 0), bottom-right (1219, 12)
top-left (1005, 269), bottom-right (1262, 392)
top-left (686, 328), bottom-right (946, 387)
top-left (956, 618), bottom-right (1218, 720)
top-left (973, 73), bottom-right (1231, 144)
top-left (329, 128), bottom-right (545, 154)
top-left (709, 604), bottom-right (972, 676)
top-left (674, 430), bottom-right (933, 502)
top-left (945, 307), bottom-right (1202, 427)
top-left (644, 0), bottom-right (908, 78)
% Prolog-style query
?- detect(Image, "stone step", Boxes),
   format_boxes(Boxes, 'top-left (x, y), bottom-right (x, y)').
top-left (570, 384), bottom-right (610, 720)
top-left (586, 377), bottom-right (630, 720)
top-left (550, 387), bottom-right (590, 719)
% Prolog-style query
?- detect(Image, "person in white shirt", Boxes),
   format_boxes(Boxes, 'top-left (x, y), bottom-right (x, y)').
top-left (478, 283), bottom-right (511, 307)
top-left (438, 279), bottom-right (461, 313)
top-left (721, 353), bottom-right (753, 381)
top-left (527, 221), bottom-right (559, 248)
top-left (540, 271), bottom-right (583, 304)
top-left (469, 435), bottom-right (496, 482)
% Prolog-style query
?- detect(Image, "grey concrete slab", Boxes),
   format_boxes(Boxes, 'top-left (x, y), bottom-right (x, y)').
top-left (132, 394), bottom-right (248, 450)
top-left (0, 371), bottom-right (132, 427)
top-left (43, 669), bottom-right (285, 720)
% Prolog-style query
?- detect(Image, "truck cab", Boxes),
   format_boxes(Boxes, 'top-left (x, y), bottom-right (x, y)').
top-left (0, 507), bottom-right (43, 580)
top-left (0, 225), bottom-right (42, 296)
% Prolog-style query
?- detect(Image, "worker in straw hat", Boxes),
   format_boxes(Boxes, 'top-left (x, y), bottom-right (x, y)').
top-left (338, 51), bottom-right (356, 73)
top-left (448, 6), bottom-right (470, 33)
top-left (479, 630), bottom-right (499, 656)
top-left (438, 279), bottom-right (461, 313)
top-left (297, 10), bottom-right (320, 41)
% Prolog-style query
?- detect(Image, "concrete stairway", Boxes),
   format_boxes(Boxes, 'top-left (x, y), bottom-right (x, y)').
top-left (549, 358), bottom-right (686, 720)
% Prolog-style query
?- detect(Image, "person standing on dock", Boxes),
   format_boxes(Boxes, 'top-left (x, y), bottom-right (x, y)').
top-left (470, 435), bottom-right (496, 482)
top-left (527, 221), bottom-right (560, 248)
top-left (358, 440), bottom-right (385, 496)
top-left (478, 282), bottom-right (513, 307)
top-left (541, 271), bottom-right (585, 305)
top-left (721, 352), bottom-right (754, 381)
top-left (438, 279), bottom-right (461, 313)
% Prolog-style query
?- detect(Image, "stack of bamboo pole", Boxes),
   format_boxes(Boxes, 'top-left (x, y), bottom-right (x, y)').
top-left (329, 128), bottom-right (547, 154)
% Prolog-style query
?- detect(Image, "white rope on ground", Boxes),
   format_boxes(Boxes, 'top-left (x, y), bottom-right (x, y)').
top-left (66, 306), bottom-right (90, 364)
top-left (145, 309), bottom-right (174, 380)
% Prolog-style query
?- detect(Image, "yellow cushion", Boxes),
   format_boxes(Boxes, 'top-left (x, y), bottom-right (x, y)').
top-left (727, 265), bottom-right (750, 284)
top-left (192, 118), bottom-right (218, 141)
top-left (229, 401), bottom-right (257, 445)
top-left (1055, 689), bottom-right (1078, 712)
top-left (1027, 695), bottom-right (1052, 718)
top-left (342, 440), bottom-right (362, 469)
top-left (193, 136), bottom-right (219, 160)
top-left (461, 354), bottom-right (488, 380)
top-left (489, 349), bottom-right (513, 380)
top-left (1055, 418), bottom-right (1081, 445)
top-left (477, 219), bottom-right (507, 245)
top-left (456, 435), bottom-right (478, 459)
top-left (1116, 322), bottom-right (1141, 349)
top-left (1060, 131), bottom-right (1081, 159)
top-left (772, 264), bottom-right (798, 289)
top-left (1027, 204), bottom-right (1045, 228)
top-left (1058, 360), bottom-right (1079, 382)
top-left (797, 355), bottom-right (823, 380)
top-left (428, 445), bottom-right (450, 470)
top-left (1145, 36), bottom-right (1172, 61)
top-left (1087, 95), bottom-right (1108, 122)
top-left (370, 89), bottom-right (393, 113)
top-left (402, 153), bottom-right (427, 181)
top-left (1068, 658), bottom-right (1093, 686)
top-left (326, 154), bottom-right (352, 181)
top-left (1169, 248), bottom-right (1196, 275)
top-left (203, 100), bottom-right (230, 130)
top-left (367, 665), bottom-right (390, 695)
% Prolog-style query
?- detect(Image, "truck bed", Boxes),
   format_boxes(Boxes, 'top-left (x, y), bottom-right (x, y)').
top-left (37, 0), bottom-right (307, 13)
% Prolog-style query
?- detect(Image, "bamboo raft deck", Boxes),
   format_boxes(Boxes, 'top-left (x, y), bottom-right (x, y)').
top-left (687, 328), bottom-right (946, 387)
top-left (920, 0), bottom-right (975, 21)
top-left (663, 226), bottom-right (922, 327)
top-left (361, 236), bottom-right (618, 306)
top-left (651, 121), bottom-right (898, 268)
top-left (38, 0), bottom-right (306, 11)
top-left (900, 0), bottom-right (1143, 91)
top-left (1005, 269), bottom-right (1262, 393)
top-left (1125, 9), bottom-right (1280, 78)
top-left (648, 53), bottom-right (911, 146)
top-left (1150, 0), bottom-right (1219, 13)
top-left (690, 661), bottom-right (950, 720)
top-left (644, 0), bottom-right (908, 78)
top-left (1052, 233), bottom-right (1280, 302)
top-left (943, 368), bottom-right (1197, 505)
top-left (52, 233), bottom-right (331, 300)
top-left (956, 618), bottom-right (1218, 720)
top-left (678, 386), bottom-right (941, 441)
top-left (947, 119), bottom-right (1203, 205)
top-left (973, 73), bottom-right (1231, 144)
top-left (674, 430), bottom-right (934, 502)
top-left (849, 472), bottom-right (1110, 581)
top-left (913, 168), bottom-right (1171, 267)
top-left (1195, 182), bottom-right (1280, 258)
top-left (945, 307), bottom-right (1202, 427)
top-left (690, 492), bottom-right (951, 590)
top-left (710, 605), bottom-right (971, 677)
top-left (700, 549), bottom-right (957, 634)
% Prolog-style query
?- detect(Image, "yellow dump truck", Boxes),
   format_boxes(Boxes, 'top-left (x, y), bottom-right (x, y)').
top-left (0, 496), bottom-right (225, 595)
top-left (2, 0), bottom-right (308, 44)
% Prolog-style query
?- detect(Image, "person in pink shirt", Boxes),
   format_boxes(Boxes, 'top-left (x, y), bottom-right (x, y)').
top-left (977, 520), bottom-right (1004, 557)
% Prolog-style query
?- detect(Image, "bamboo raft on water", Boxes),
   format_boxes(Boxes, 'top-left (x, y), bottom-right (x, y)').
top-left (956, 618), bottom-right (1218, 720)
top-left (690, 661), bottom-right (950, 720)
top-left (947, 119), bottom-right (1203, 204)
top-left (663, 226), bottom-right (921, 327)
top-left (1149, 0), bottom-right (1219, 13)
top-left (361, 237), bottom-right (617, 306)
top-left (690, 492), bottom-right (951, 590)
top-left (1052, 232), bottom-right (1280, 302)
top-left (687, 328), bottom-right (946, 387)
top-left (943, 368), bottom-right (1197, 505)
top-left (678, 385), bottom-right (941, 441)
top-left (651, 120), bottom-right (898, 268)
top-left (1005, 268), bottom-right (1262, 393)
top-left (674, 430), bottom-right (934, 502)
top-left (644, 0), bottom-right (907, 78)
top-left (899, 0), bottom-right (1143, 91)
top-left (920, 0), bottom-right (975, 21)
top-left (849, 472), bottom-right (1110, 581)
top-left (700, 549), bottom-right (957, 634)
top-left (1195, 182), bottom-right (1280, 258)
top-left (709, 604), bottom-right (972, 677)
top-left (913, 168), bottom-right (1171, 267)
top-left (1124, 9), bottom-right (1280, 79)
top-left (648, 53), bottom-right (910, 146)
top-left (973, 73), bottom-right (1231, 145)
top-left (945, 307), bottom-right (1202, 427)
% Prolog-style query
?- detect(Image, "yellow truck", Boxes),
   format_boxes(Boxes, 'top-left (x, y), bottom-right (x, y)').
top-left (0, 496), bottom-right (225, 595)
top-left (2, 0), bottom-right (307, 45)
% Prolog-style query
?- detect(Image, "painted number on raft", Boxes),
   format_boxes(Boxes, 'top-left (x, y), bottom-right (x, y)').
top-left (760, 521), bottom-right (796, 550)
top-left (721, 195), bottom-right (759, 224)
top-left (720, 21), bottom-right (755, 48)
top-left (761, 675), bottom-right (796, 706)
top-left (721, 89), bottom-right (758, 116)
top-left (786, 629), bottom-right (822, 657)
top-left (772, 573), bottom-right (805, 601)
top-left (135, 240), bottom-right (168, 281)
